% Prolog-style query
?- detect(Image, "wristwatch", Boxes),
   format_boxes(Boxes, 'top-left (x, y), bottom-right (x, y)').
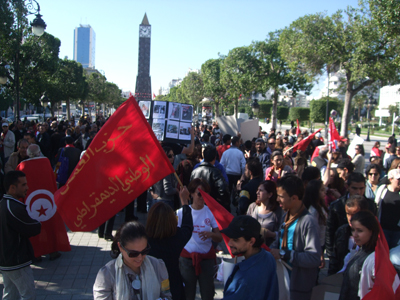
top-left (279, 249), bottom-right (286, 260)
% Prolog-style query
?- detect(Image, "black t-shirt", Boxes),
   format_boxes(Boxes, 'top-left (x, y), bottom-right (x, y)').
top-left (381, 189), bottom-right (400, 231)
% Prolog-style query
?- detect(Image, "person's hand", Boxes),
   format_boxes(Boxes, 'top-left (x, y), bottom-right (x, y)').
top-left (198, 231), bottom-right (212, 241)
top-left (269, 249), bottom-right (281, 259)
top-left (189, 127), bottom-right (194, 137)
top-left (330, 188), bottom-right (341, 198)
top-left (244, 150), bottom-right (250, 158)
top-left (319, 254), bottom-right (326, 269)
top-left (179, 186), bottom-right (190, 206)
top-left (151, 191), bottom-right (159, 199)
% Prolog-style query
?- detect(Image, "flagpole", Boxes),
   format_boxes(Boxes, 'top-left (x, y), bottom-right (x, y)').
top-left (174, 172), bottom-right (183, 187)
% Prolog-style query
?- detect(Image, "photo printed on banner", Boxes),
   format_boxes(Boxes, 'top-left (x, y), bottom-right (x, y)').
top-left (168, 102), bottom-right (181, 120)
top-left (181, 104), bottom-right (193, 122)
top-left (179, 122), bottom-right (192, 140)
top-left (139, 101), bottom-right (151, 119)
top-left (153, 101), bottom-right (166, 119)
top-left (166, 120), bottom-right (179, 139)
top-left (152, 119), bottom-right (165, 141)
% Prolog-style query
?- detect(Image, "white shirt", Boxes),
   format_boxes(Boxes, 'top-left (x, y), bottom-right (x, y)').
top-left (220, 146), bottom-right (246, 176)
top-left (177, 205), bottom-right (218, 254)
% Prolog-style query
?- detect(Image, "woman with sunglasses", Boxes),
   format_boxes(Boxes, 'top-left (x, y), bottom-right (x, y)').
top-left (177, 178), bottom-right (222, 300)
top-left (93, 221), bottom-right (172, 300)
top-left (150, 146), bottom-right (178, 210)
top-left (365, 164), bottom-right (381, 200)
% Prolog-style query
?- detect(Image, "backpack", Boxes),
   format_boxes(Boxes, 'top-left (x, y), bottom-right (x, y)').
top-left (54, 148), bottom-right (69, 185)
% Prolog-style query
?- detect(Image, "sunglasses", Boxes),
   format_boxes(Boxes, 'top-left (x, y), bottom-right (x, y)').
top-left (368, 173), bottom-right (379, 176)
top-left (120, 244), bottom-right (151, 258)
top-left (268, 143), bottom-right (275, 145)
top-left (167, 154), bottom-right (174, 158)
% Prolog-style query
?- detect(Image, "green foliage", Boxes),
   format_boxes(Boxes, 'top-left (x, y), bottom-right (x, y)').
top-left (180, 72), bottom-right (204, 108)
top-left (279, 6), bottom-right (400, 136)
top-left (369, 0), bottom-right (400, 38)
top-left (309, 97), bottom-right (341, 122)
top-left (201, 58), bottom-right (225, 117)
top-left (276, 106), bottom-right (289, 120)
top-left (289, 107), bottom-right (310, 121)
top-left (258, 101), bottom-right (273, 119)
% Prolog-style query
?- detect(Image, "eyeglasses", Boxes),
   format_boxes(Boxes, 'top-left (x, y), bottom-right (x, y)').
top-left (120, 244), bottom-right (151, 258)
top-left (368, 173), bottom-right (379, 176)
top-left (167, 154), bottom-right (174, 158)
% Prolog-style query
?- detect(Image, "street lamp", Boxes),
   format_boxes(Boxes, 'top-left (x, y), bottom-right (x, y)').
top-left (365, 96), bottom-right (377, 142)
top-left (251, 99), bottom-right (260, 118)
top-left (40, 93), bottom-right (49, 120)
top-left (5, 1), bottom-right (47, 121)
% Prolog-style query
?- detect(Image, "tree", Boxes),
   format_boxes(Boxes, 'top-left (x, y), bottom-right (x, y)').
top-left (201, 58), bottom-right (225, 117)
top-left (309, 97), bottom-right (341, 123)
top-left (369, 0), bottom-right (400, 38)
top-left (276, 106), bottom-right (289, 120)
top-left (280, 6), bottom-right (400, 136)
top-left (258, 101), bottom-right (273, 119)
top-left (221, 46), bottom-right (256, 118)
top-left (180, 72), bottom-right (204, 110)
top-left (352, 94), bottom-right (367, 121)
top-left (250, 32), bottom-right (312, 128)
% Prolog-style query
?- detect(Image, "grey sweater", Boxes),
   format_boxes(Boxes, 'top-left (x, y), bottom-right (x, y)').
top-left (280, 209), bottom-right (322, 300)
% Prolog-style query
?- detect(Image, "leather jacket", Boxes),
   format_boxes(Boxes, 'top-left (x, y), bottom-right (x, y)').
top-left (190, 162), bottom-right (230, 211)
top-left (328, 224), bottom-right (352, 275)
top-left (326, 194), bottom-right (377, 258)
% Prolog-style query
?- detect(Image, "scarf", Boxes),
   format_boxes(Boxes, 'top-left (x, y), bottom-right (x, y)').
top-left (114, 254), bottom-right (160, 300)
top-left (281, 204), bottom-right (305, 249)
top-left (266, 165), bottom-right (283, 181)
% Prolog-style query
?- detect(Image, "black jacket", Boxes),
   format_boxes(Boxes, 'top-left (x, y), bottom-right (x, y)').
top-left (339, 248), bottom-right (373, 300)
top-left (325, 194), bottom-right (376, 257)
top-left (190, 162), bottom-right (230, 211)
top-left (0, 195), bottom-right (41, 271)
top-left (328, 224), bottom-right (352, 275)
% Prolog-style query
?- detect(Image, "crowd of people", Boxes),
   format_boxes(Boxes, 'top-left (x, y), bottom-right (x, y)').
top-left (1, 115), bottom-right (400, 300)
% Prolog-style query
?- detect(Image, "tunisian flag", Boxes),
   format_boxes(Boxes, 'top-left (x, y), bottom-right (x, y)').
top-left (200, 189), bottom-right (270, 257)
top-left (291, 128), bottom-right (322, 153)
top-left (296, 119), bottom-right (301, 135)
top-left (363, 221), bottom-right (400, 299)
top-left (54, 96), bottom-right (175, 231)
top-left (16, 157), bottom-right (71, 257)
top-left (329, 117), bottom-right (341, 151)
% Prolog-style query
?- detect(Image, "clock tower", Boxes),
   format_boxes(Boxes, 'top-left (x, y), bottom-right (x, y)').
top-left (135, 13), bottom-right (152, 101)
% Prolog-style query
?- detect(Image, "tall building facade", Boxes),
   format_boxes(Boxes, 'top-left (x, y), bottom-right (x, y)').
top-left (135, 14), bottom-right (152, 101)
top-left (73, 24), bottom-right (96, 69)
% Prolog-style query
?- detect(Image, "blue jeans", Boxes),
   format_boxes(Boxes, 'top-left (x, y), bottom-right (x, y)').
top-left (383, 229), bottom-right (400, 249)
top-left (1, 266), bottom-right (35, 300)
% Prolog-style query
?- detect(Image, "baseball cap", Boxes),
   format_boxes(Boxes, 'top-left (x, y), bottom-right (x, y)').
top-left (2, 123), bottom-right (8, 127)
top-left (221, 215), bottom-right (261, 239)
top-left (388, 169), bottom-right (400, 180)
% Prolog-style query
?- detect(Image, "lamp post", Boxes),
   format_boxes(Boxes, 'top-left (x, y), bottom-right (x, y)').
top-left (3, 1), bottom-right (47, 121)
top-left (251, 99), bottom-right (260, 118)
top-left (365, 96), bottom-right (377, 142)
top-left (40, 93), bottom-right (48, 121)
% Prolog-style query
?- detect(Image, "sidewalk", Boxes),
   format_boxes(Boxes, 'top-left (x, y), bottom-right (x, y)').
top-left (0, 210), bottom-right (225, 300)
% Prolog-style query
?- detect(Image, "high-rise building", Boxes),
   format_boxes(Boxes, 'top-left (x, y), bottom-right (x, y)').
top-left (135, 14), bottom-right (152, 101)
top-left (73, 24), bottom-right (96, 69)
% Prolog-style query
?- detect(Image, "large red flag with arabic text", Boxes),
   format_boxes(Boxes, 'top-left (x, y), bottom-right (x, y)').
top-left (291, 128), bottom-right (322, 152)
top-left (363, 221), bottom-right (400, 300)
top-left (54, 96), bottom-right (175, 231)
top-left (200, 189), bottom-right (270, 257)
top-left (16, 157), bottom-right (71, 257)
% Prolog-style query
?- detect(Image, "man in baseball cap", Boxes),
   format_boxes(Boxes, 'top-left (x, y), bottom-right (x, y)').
top-left (221, 215), bottom-right (278, 299)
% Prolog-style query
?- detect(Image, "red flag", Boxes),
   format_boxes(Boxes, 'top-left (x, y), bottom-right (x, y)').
top-left (363, 220), bottom-right (400, 300)
top-left (296, 119), bottom-right (301, 135)
top-left (54, 96), bottom-right (175, 231)
top-left (292, 129), bottom-right (322, 153)
top-left (329, 117), bottom-right (340, 150)
top-left (153, 93), bottom-right (156, 99)
top-left (16, 157), bottom-right (71, 257)
top-left (310, 145), bottom-right (327, 164)
top-left (200, 189), bottom-right (270, 257)
top-left (129, 92), bottom-right (132, 97)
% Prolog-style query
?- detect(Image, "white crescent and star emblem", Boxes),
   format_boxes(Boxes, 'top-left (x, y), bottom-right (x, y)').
top-left (25, 189), bottom-right (57, 222)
